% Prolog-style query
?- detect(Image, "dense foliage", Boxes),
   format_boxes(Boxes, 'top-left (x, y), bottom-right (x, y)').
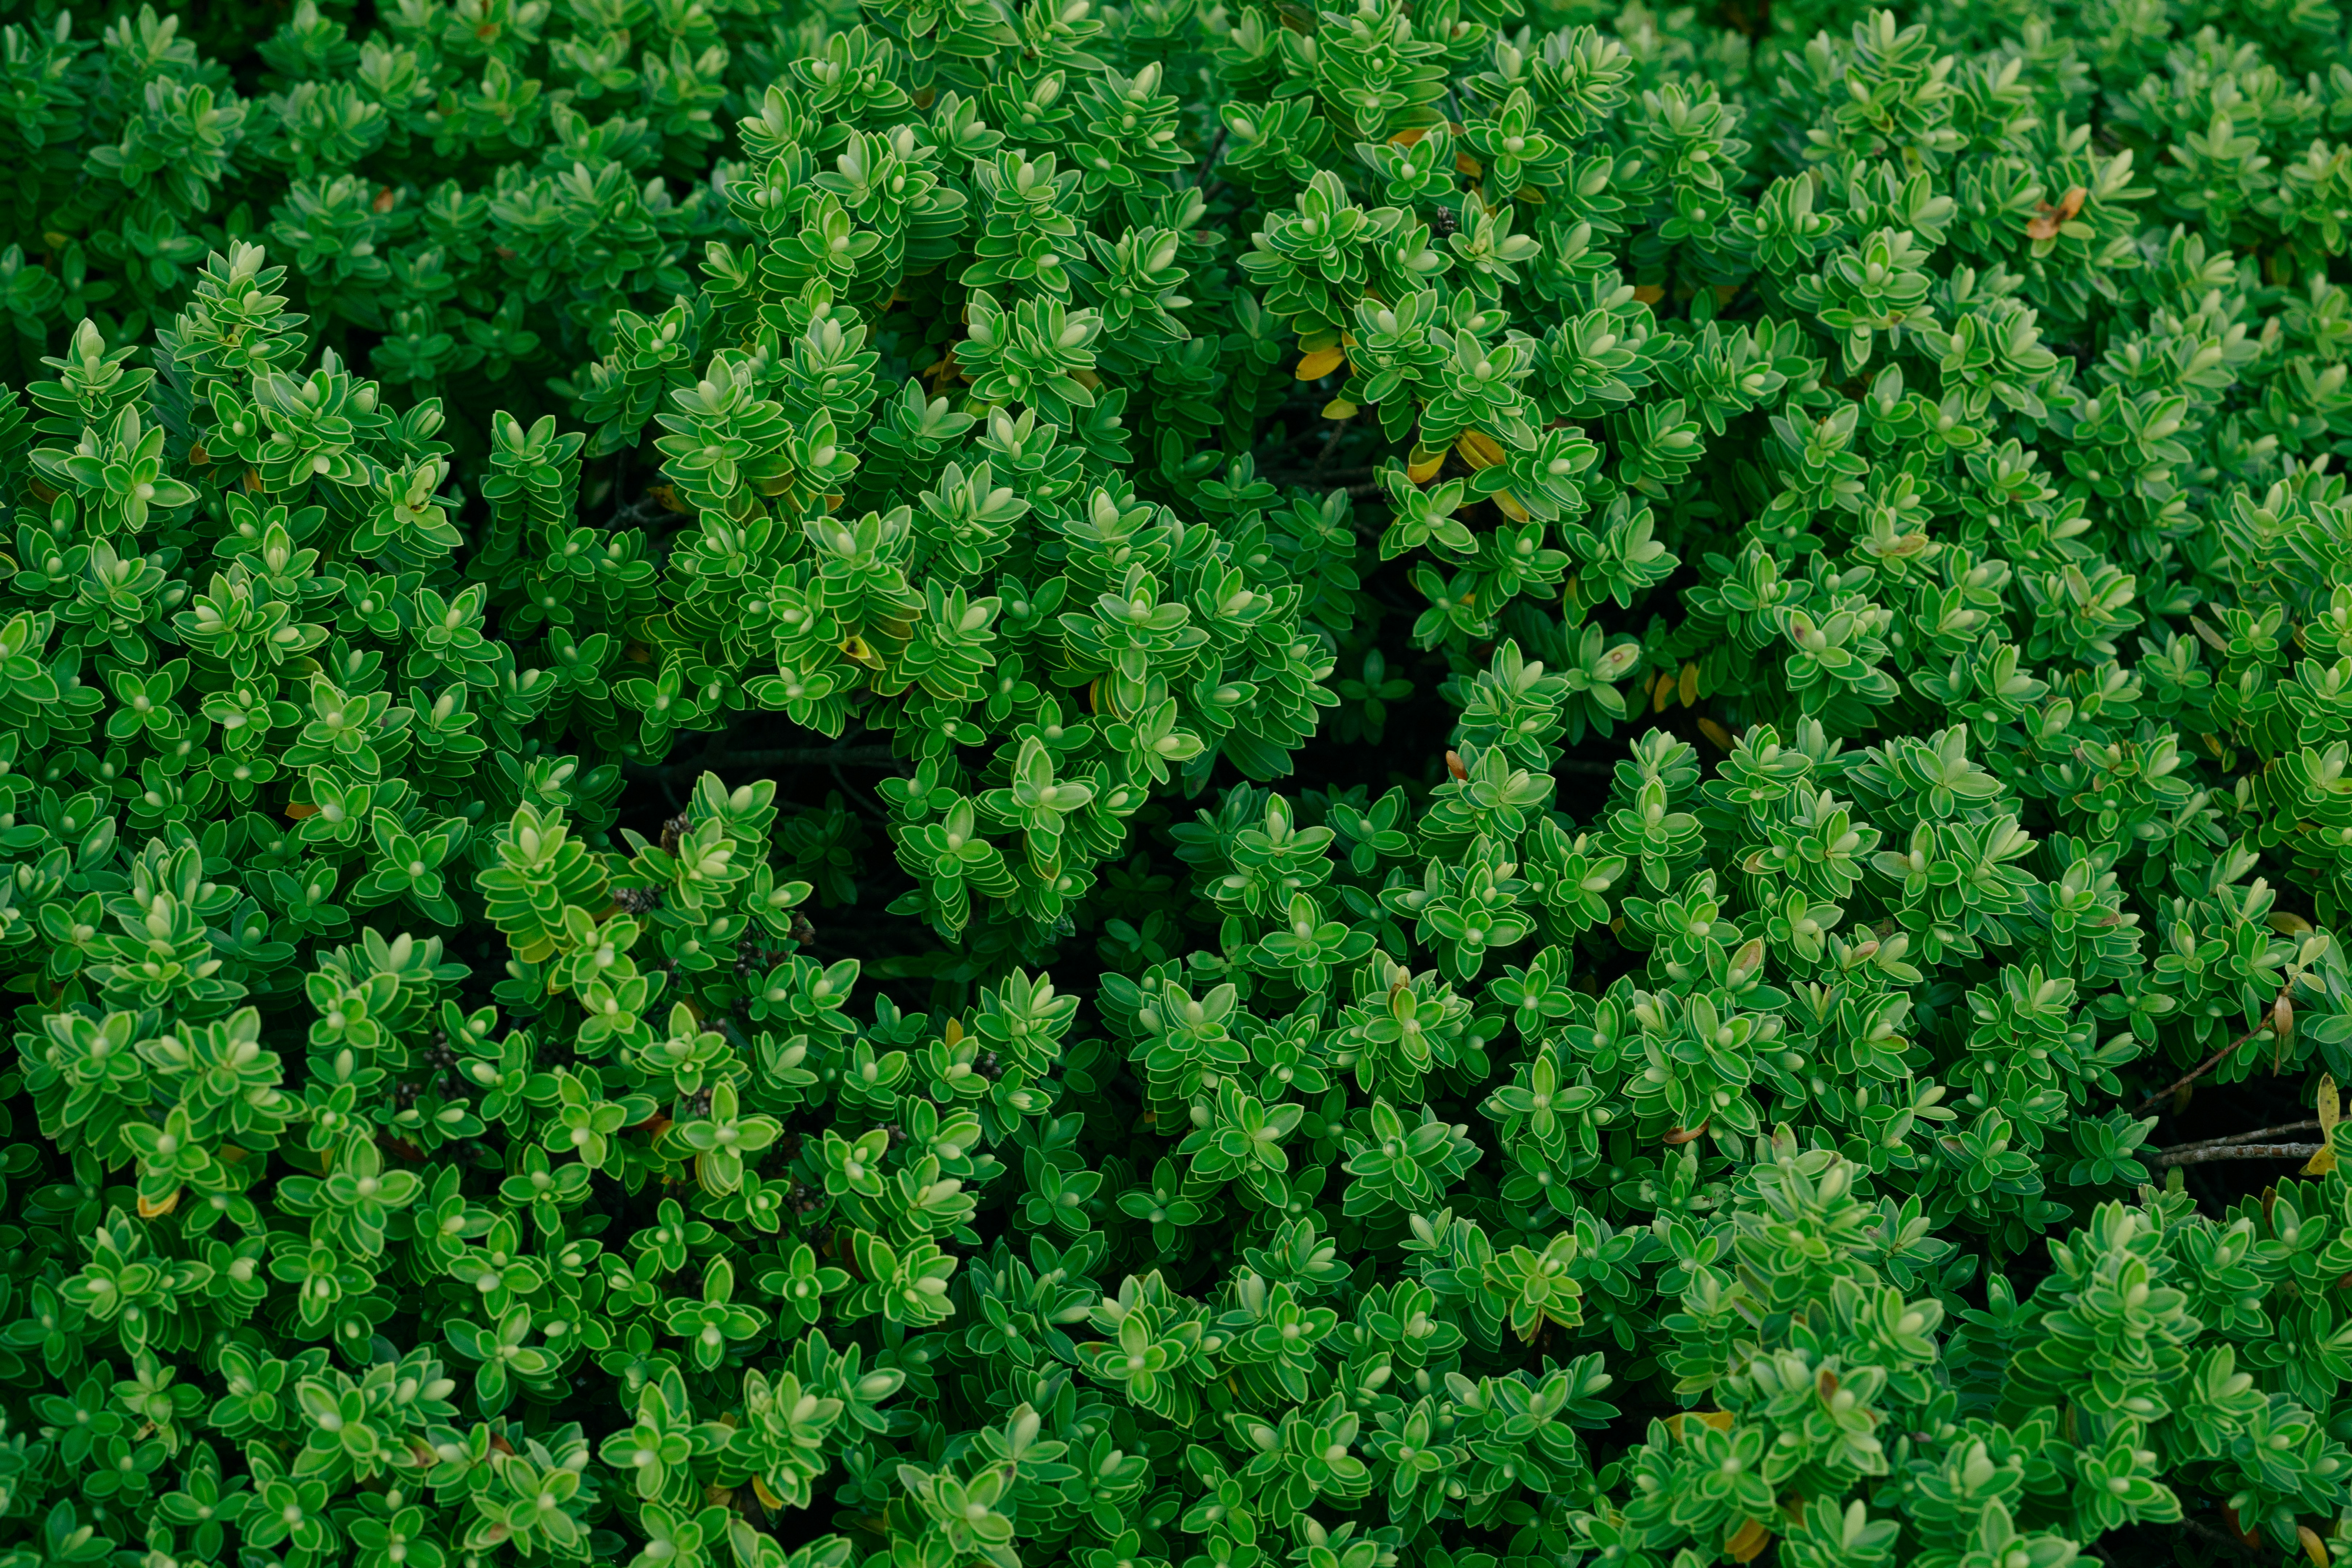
top-left (16, 0), bottom-right (2352, 1562)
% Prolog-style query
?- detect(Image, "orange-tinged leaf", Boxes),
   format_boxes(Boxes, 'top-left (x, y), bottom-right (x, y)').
top-left (1697, 716), bottom-right (1735, 750)
top-left (753, 1475), bottom-right (787, 1511)
top-left (1632, 284), bottom-right (1664, 305)
top-left (1725, 1519), bottom-right (1771, 1564)
top-left (2224, 1508), bottom-right (2263, 1549)
top-left (285, 801), bottom-right (319, 820)
top-left (1679, 661), bottom-right (1700, 707)
top-left (138, 1188), bottom-right (181, 1220)
top-left (1458, 429), bottom-right (1506, 469)
top-left (1296, 345), bottom-right (1347, 380)
top-left (1663, 1119), bottom-right (1709, 1145)
top-left (1393, 125), bottom-right (1430, 146)
top-left (1664, 1410), bottom-right (1736, 1439)
top-left (1455, 151), bottom-right (1483, 177)
top-left (1406, 447), bottom-right (1446, 485)
top-left (2025, 184), bottom-right (2087, 240)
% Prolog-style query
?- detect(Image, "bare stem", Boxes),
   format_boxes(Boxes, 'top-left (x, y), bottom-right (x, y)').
top-left (2153, 1142), bottom-right (2321, 1168)
top-left (2158, 1119), bottom-right (2321, 1156)
top-left (2133, 1016), bottom-right (2278, 1113)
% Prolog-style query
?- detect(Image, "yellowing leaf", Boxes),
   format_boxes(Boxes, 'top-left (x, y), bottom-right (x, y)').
top-left (1296, 345), bottom-right (1347, 380)
top-left (1633, 284), bottom-right (1665, 305)
top-left (1493, 490), bottom-right (1531, 522)
top-left (1323, 398), bottom-right (1359, 418)
top-left (1457, 430), bottom-right (1506, 469)
top-left (1679, 661), bottom-right (1700, 707)
top-left (1725, 1519), bottom-right (1771, 1564)
top-left (1406, 446), bottom-right (1446, 484)
top-left (2307, 1074), bottom-right (2342, 1176)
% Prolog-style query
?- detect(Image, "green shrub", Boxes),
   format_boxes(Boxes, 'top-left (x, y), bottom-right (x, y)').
top-left (13, 0), bottom-right (2352, 1563)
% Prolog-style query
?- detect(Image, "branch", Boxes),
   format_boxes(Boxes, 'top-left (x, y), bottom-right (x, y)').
top-left (2153, 1142), bottom-right (2321, 1168)
top-left (1193, 126), bottom-right (1227, 189)
top-left (2158, 1119), bottom-right (2320, 1156)
top-left (2132, 998), bottom-right (2289, 1113)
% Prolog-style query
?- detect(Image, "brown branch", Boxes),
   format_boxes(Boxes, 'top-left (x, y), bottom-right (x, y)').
top-left (2157, 1119), bottom-right (2320, 1156)
top-left (2132, 1007), bottom-right (2285, 1113)
top-left (2153, 1142), bottom-right (2321, 1168)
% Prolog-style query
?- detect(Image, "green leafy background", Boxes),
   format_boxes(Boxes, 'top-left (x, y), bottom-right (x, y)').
top-left (7, 0), bottom-right (2352, 1564)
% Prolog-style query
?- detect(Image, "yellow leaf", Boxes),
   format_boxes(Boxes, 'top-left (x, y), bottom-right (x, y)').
top-left (138, 1188), bottom-right (181, 1220)
top-left (1698, 716), bottom-right (1734, 750)
top-left (2273, 911), bottom-right (2316, 935)
top-left (1457, 429), bottom-right (1506, 469)
top-left (1323, 398), bottom-right (1359, 418)
top-left (2307, 1074), bottom-right (2342, 1176)
top-left (1406, 446), bottom-right (1446, 485)
top-left (752, 1475), bottom-right (787, 1511)
top-left (2300, 1525), bottom-right (2330, 1568)
top-left (1493, 491), bottom-right (1531, 522)
top-left (1632, 284), bottom-right (1665, 305)
top-left (1653, 670), bottom-right (1675, 714)
top-left (1296, 345), bottom-right (1347, 380)
top-left (1725, 1519), bottom-right (1771, 1564)
top-left (1455, 151), bottom-right (1483, 177)
top-left (1679, 661), bottom-right (1700, 707)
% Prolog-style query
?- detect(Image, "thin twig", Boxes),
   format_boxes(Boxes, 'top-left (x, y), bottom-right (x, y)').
top-left (1193, 126), bottom-right (1227, 189)
top-left (2157, 1119), bottom-right (2320, 1156)
top-left (1312, 413), bottom-right (1354, 479)
top-left (2153, 1142), bottom-right (2321, 1169)
top-left (831, 763), bottom-right (890, 825)
top-left (2132, 1015), bottom-right (2280, 1113)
